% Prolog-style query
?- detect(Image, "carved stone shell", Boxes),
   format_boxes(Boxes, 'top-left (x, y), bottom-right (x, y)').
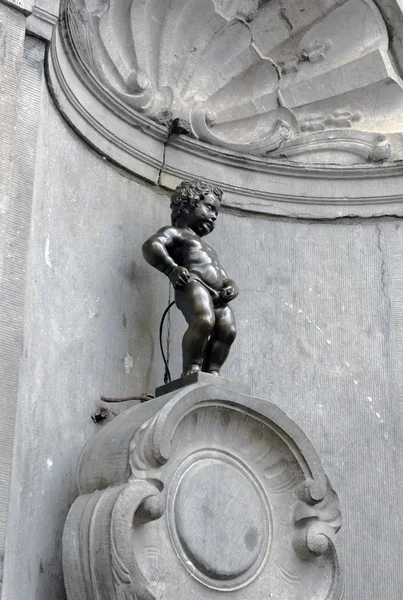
top-left (60, 0), bottom-right (403, 160)
top-left (48, 0), bottom-right (403, 218)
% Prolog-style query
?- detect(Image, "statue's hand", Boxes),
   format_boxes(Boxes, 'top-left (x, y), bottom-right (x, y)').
top-left (169, 266), bottom-right (190, 289)
top-left (220, 280), bottom-right (239, 302)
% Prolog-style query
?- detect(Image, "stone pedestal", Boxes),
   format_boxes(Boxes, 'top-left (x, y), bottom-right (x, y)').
top-left (63, 380), bottom-right (342, 600)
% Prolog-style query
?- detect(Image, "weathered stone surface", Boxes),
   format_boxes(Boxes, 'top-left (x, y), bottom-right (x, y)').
top-left (0, 9), bottom-right (45, 592)
top-left (26, 0), bottom-right (60, 40)
top-left (63, 381), bottom-right (342, 600)
top-left (1, 87), bottom-right (171, 600)
top-left (51, 0), bottom-right (403, 161)
top-left (0, 2), bottom-right (402, 599)
top-left (156, 372), bottom-right (250, 397)
top-left (46, 0), bottom-right (403, 218)
top-left (0, 4), bottom-right (26, 566)
top-left (204, 212), bottom-right (403, 600)
top-left (3, 84), bottom-right (403, 600)
top-left (1, 0), bottom-right (33, 14)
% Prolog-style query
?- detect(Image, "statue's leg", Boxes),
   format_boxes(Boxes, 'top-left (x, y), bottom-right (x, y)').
top-left (204, 305), bottom-right (236, 375)
top-left (175, 282), bottom-right (215, 377)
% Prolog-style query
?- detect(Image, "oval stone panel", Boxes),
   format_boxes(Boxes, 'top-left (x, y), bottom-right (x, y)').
top-left (168, 453), bottom-right (270, 590)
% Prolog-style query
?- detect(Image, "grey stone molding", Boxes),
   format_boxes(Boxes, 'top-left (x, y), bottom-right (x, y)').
top-left (47, 0), bottom-right (403, 218)
top-left (0, 6), bottom-right (45, 578)
top-left (0, 0), bottom-right (60, 39)
top-left (1, 0), bottom-right (33, 14)
top-left (0, 0), bottom-right (60, 20)
top-left (26, 3), bottom-right (59, 41)
top-left (63, 382), bottom-right (343, 600)
top-left (51, 0), bottom-right (403, 159)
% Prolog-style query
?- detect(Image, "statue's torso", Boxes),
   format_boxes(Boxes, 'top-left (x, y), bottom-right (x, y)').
top-left (171, 230), bottom-right (225, 291)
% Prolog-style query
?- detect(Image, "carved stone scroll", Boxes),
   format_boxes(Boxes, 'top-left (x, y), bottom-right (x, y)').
top-left (63, 382), bottom-right (343, 600)
top-left (49, 0), bottom-right (403, 162)
top-left (46, 0), bottom-right (403, 218)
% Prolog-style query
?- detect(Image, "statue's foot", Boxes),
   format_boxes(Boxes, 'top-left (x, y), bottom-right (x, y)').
top-left (207, 369), bottom-right (220, 376)
top-left (182, 366), bottom-right (201, 377)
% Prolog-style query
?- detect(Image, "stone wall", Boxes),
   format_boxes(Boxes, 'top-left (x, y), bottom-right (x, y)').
top-left (2, 81), bottom-right (401, 600)
top-left (0, 1), bottom-right (402, 599)
top-left (2, 85), bottom-right (170, 599)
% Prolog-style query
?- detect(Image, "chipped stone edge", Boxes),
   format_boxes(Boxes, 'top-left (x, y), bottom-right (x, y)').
top-left (26, 5), bottom-right (58, 41)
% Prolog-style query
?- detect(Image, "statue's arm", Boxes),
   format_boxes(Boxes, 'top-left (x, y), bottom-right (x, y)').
top-left (142, 228), bottom-right (190, 288)
top-left (142, 227), bottom-right (179, 278)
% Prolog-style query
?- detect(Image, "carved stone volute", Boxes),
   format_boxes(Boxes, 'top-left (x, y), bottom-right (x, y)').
top-left (63, 381), bottom-right (343, 600)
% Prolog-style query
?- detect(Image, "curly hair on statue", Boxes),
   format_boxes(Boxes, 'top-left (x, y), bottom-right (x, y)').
top-left (170, 180), bottom-right (223, 225)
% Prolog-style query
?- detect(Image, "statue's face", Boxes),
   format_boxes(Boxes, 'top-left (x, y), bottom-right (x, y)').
top-left (187, 193), bottom-right (220, 236)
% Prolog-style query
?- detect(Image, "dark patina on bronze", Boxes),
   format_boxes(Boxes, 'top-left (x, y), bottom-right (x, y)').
top-left (142, 180), bottom-right (238, 377)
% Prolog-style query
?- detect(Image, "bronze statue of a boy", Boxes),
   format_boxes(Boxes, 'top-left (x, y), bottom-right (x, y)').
top-left (142, 180), bottom-right (238, 377)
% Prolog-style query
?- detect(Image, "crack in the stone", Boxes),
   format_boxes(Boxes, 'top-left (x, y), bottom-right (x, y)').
top-left (376, 223), bottom-right (392, 339)
top-left (376, 224), bottom-right (388, 298)
top-left (279, 1), bottom-right (293, 32)
top-left (377, 225), bottom-right (385, 287)
top-left (157, 130), bottom-right (171, 187)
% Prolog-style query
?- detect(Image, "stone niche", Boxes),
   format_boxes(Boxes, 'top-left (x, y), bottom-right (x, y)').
top-left (48, 0), bottom-right (403, 218)
top-left (63, 380), bottom-right (342, 600)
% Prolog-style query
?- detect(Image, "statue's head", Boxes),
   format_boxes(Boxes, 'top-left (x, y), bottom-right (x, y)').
top-left (170, 180), bottom-right (223, 236)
